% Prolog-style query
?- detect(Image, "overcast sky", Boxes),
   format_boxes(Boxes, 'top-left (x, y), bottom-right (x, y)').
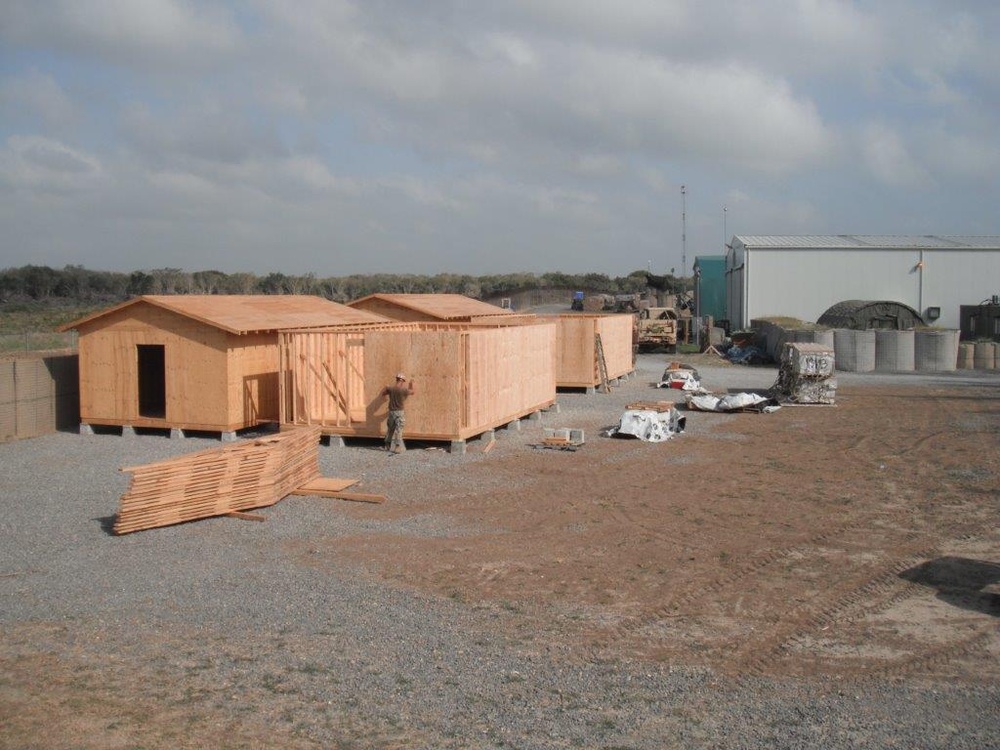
top-left (1, 1), bottom-right (998, 278)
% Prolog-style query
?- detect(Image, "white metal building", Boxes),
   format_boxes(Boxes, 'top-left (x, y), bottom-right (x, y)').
top-left (725, 235), bottom-right (1000, 331)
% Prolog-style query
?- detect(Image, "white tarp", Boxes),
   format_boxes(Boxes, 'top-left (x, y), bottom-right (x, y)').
top-left (611, 408), bottom-right (686, 442)
top-left (685, 392), bottom-right (781, 413)
top-left (656, 367), bottom-right (705, 392)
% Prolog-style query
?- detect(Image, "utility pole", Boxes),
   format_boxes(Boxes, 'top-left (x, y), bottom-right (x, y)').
top-left (681, 185), bottom-right (687, 291)
top-left (723, 205), bottom-right (728, 249)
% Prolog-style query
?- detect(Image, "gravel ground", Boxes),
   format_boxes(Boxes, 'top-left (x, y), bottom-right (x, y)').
top-left (2, 354), bottom-right (999, 748)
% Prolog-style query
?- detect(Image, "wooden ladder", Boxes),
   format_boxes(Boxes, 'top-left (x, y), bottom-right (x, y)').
top-left (595, 333), bottom-right (610, 393)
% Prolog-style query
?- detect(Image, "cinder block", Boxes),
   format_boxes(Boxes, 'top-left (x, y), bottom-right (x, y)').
top-left (545, 428), bottom-right (570, 441)
top-left (323, 435), bottom-right (346, 448)
top-left (170, 428), bottom-right (185, 439)
top-left (568, 429), bottom-right (585, 444)
top-left (449, 439), bottom-right (467, 455)
top-left (505, 419), bottom-right (521, 432)
top-left (220, 431), bottom-right (237, 442)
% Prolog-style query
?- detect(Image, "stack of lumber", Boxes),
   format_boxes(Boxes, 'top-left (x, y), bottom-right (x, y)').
top-left (772, 342), bottom-right (837, 404)
top-left (115, 426), bottom-right (323, 534)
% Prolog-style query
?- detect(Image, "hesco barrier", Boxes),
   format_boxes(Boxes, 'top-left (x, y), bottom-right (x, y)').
top-left (875, 330), bottom-right (915, 372)
top-left (957, 342), bottom-right (975, 369)
top-left (790, 328), bottom-right (835, 348)
top-left (973, 341), bottom-right (998, 370)
top-left (0, 352), bottom-right (79, 441)
top-left (914, 330), bottom-right (960, 372)
top-left (833, 329), bottom-right (876, 372)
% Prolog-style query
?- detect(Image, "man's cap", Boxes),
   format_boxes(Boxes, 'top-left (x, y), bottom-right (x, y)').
top-left (395, 373), bottom-right (406, 380)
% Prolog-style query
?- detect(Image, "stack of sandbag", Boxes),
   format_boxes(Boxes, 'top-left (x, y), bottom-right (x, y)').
top-left (772, 342), bottom-right (837, 404)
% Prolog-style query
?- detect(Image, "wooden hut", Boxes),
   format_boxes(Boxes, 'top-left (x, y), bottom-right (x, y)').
top-left (347, 293), bottom-right (536, 325)
top-left (279, 321), bottom-right (557, 443)
top-left (58, 295), bottom-right (386, 434)
top-left (347, 293), bottom-right (633, 389)
top-left (540, 314), bottom-right (635, 389)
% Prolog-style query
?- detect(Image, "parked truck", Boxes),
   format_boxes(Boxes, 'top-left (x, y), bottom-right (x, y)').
top-left (635, 307), bottom-right (679, 352)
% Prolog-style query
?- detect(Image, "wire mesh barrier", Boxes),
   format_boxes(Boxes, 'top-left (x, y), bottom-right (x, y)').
top-left (0, 352), bottom-right (80, 441)
top-left (0, 331), bottom-right (78, 354)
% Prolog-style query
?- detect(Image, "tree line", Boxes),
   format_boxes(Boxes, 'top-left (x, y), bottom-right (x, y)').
top-left (0, 264), bottom-right (686, 306)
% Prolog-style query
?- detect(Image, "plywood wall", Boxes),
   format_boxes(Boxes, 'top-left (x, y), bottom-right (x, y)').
top-left (280, 322), bottom-right (557, 440)
top-left (228, 332), bottom-right (281, 425)
top-left (544, 314), bottom-right (635, 387)
top-left (595, 314), bottom-right (635, 380)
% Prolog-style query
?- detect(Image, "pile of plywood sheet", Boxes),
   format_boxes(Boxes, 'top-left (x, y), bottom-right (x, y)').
top-left (279, 321), bottom-right (557, 441)
top-left (772, 342), bottom-right (837, 404)
top-left (114, 425), bottom-right (363, 534)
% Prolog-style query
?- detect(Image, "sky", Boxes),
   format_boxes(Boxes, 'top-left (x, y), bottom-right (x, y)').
top-left (1, 1), bottom-right (998, 278)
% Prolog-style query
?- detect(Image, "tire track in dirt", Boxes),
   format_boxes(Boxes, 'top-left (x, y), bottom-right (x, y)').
top-left (716, 528), bottom-right (987, 677)
top-left (728, 540), bottom-right (942, 676)
top-left (586, 518), bottom-right (864, 650)
top-left (870, 629), bottom-right (996, 679)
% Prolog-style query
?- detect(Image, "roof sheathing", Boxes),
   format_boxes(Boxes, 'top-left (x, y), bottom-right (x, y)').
top-left (350, 293), bottom-right (515, 321)
top-left (59, 295), bottom-right (386, 335)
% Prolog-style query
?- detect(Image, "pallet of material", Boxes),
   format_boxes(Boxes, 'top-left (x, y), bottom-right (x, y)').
top-left (625, 400), bottom-right (675, 412)
top-left (113, 425), bottom-right (368, 534)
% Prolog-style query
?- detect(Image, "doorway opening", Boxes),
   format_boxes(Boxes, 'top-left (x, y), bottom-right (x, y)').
top-left (137, 344), bottom-right (166, 418)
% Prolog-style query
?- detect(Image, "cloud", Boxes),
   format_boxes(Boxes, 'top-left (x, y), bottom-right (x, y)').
top-left (860, 122), bottom-right (933, 188)
top-left (0, 70), bottom-right (79, 132)
top-left (0, 1), bottom-right (997, 275)
top-left (0, 135), bottom-right (106, 192)
top-left (1, 0), bottom-right (240, 70)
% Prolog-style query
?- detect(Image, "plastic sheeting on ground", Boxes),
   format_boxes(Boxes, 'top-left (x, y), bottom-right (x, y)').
top-left (656, 366), bottom-right (704, 391)
top-left (685, 392), bottom-right (781, 413)
top-left (608, 408), bottom-right (687, 442)
top-left (724, 345), bottom-right (769, 365)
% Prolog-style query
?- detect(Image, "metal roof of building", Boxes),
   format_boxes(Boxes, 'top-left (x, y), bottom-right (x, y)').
top-left (59, 294), bottom-right (387, 334)
top-left (734, 235), bottom-right (1000, 250)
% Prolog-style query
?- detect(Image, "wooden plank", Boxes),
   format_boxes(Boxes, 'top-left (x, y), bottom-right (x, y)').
top-left (626, 401), bottom-right (675, 412)
top-left (226, 511), bottom-right (267, 522)
top-left (327, 491), bottom-right (386, 504)
top-left (290, 477), bottom-right (360, 496)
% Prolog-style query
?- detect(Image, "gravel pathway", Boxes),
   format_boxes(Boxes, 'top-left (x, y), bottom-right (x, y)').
top-left (2, 354), bottom-right (998, 748)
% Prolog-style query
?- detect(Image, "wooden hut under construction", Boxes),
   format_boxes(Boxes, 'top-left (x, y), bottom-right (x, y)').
top-left (279, 321), bottom-right (557, 445)
top-left (540, 314), bottom-right (635, 389)
top-left (347, 293), bottom-right (634, 389)
top-left (59, 295), bottom-right (386, 435)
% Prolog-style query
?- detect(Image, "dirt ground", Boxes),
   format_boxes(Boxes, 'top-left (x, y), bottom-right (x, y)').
top-left (2, 359), bottom-right (998, 747)
top-left (332, 368), bottom-right (1000, 682)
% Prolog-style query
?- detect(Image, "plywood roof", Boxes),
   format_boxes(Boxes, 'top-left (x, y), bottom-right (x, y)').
top-left (348, 293), bottom-right (516, 320)
top-left (59, 295), bottom-right (387, 335)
